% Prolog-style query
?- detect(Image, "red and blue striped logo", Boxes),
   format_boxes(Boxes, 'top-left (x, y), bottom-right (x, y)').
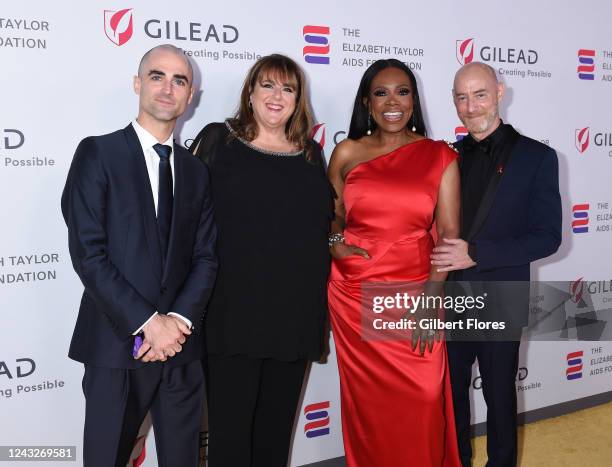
top-left (303, 26), bottom-right (330, 65)
top-left (304, 401), bottom-right (330, 438)
top-left (566, 351), bottom-right (584, 380)
top-left (572, 203), bottom-right (589, 234)
top-left (577, 49), bottom-right (595, 80)
top-left (455, 126), bottom-right (469, 141)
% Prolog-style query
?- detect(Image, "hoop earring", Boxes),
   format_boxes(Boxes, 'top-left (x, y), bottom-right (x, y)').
top-left (367, 114), bottom-right (372, 136)
top-left (411, 114), bottom-right (417, 133)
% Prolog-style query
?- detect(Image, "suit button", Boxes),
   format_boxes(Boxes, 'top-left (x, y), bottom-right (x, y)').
top-left (161, 286), bottom-right (167, 294)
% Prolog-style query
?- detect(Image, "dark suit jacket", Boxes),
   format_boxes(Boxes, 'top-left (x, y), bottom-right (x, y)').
top-left (450, 132), bottom-right (562, 329)
top-left (61, 124), bottom-right (217, 368)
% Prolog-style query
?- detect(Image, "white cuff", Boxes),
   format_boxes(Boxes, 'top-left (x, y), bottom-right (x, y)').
top-left (133, 311), bottom-right (158, 335)
top-left (168, 312), bottom-right (192, 329)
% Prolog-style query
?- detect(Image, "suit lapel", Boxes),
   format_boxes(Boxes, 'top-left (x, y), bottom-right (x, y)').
top-left (161, 142), bottom-right (185, 282)
top-left (466, 130), bottom-right (520, 241)
top-left (123, 124), bottom-right (163, 281)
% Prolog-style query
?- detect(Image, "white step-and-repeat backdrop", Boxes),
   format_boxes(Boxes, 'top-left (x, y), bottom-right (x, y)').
top-left (2, 1), bottom-right (612, 465)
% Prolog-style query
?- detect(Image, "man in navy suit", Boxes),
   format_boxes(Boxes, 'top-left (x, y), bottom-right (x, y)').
top-left (62, 44), bottom-right (217, 467)
top-left (431, 62), bottom-right (561, 466)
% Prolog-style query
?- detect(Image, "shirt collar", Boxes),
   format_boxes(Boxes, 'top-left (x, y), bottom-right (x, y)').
top-left (462, 120), bottom-right (507, 154)
top-left (131, 119), bottom-right (174, 152)
top-left (485, 119), bottom-right (507, 148)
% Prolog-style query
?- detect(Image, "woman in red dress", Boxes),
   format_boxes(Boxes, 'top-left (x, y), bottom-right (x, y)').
top-left (327, 59), bottom-right (461, 466)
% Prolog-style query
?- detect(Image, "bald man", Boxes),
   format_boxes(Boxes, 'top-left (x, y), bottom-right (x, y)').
top-left (62, 44), bottom-right (217, 466)
top-left (431, 62), bottom-right (561, 466)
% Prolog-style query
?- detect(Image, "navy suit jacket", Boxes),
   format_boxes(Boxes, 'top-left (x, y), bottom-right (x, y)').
top-left (61, 124), bottom-right (217, 368)
top-left (451, 132), bottom-right (562, 327)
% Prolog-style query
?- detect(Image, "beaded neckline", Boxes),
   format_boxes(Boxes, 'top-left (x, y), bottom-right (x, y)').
top-left (225, 120), bottom-right (303, 157)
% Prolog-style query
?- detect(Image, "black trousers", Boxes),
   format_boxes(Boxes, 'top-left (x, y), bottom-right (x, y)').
top-left (82, 360), bottom-right (204, 467)
top-left (206, 354), bottom-right (308, 467)
top-left (447, 341), bottom-right (520, 467)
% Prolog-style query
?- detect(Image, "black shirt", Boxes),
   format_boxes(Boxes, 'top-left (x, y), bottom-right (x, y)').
top-left (191, 121), bottom-right (333, 361)
top-left (459, 121), bottom-right (518, 238)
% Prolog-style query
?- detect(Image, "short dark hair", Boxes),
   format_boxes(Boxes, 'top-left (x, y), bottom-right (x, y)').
top-left (348, 59), bottom-right (426, 140)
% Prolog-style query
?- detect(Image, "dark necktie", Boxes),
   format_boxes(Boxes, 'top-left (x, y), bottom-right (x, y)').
top-left (153, 143), bottom-right (173, 265)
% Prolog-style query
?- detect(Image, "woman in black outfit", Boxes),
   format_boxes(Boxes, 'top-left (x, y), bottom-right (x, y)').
top-left (191, 54), bottom-right (332, 467)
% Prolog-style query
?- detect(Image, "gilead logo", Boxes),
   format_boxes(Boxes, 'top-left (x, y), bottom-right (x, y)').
top-left (456, 38), bottom-right (474, 65)
top-left (455, 37), bottom-right (538, 65)
top-left (312, 123), bottom-right (326, 149)
top-left (104, 8), bottom-right (134, 46)
top-left (575, 127), bottom-right (590, 153)
top-left (129, 435), bottom-right (147, 467)
top-left (569, 277), bottom-right (585, 304)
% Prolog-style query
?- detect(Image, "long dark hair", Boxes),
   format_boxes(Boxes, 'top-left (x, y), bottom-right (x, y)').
top-left (347, 59), bottom-right (427, 140)
top-left (229, 54), bottom-right (316, 161)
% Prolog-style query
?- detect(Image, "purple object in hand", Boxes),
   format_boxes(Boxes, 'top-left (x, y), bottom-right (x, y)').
top-left (132, 335), bottom-right (143, 358)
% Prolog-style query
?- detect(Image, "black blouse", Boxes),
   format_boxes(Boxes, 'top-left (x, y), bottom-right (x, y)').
top-left (191, 121), bottom-right (333, 361)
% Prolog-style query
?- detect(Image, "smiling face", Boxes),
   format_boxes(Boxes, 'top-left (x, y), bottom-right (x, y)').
top-left (367, 66), bottom-right (414, 134)
top-left (453, 63), bottom-right (504, 141)
top-left (249, 72), bottom-right (297, 132)
top-left (133, 48), bottom-right (194, 128)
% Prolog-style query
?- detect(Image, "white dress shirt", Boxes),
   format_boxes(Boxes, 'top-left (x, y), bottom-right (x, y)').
top-left (131, 119), bottom-right (192, 334)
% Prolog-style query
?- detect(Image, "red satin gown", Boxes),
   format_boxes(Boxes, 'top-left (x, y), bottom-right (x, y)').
top-left (328, 140), bottom-right (461, 467)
